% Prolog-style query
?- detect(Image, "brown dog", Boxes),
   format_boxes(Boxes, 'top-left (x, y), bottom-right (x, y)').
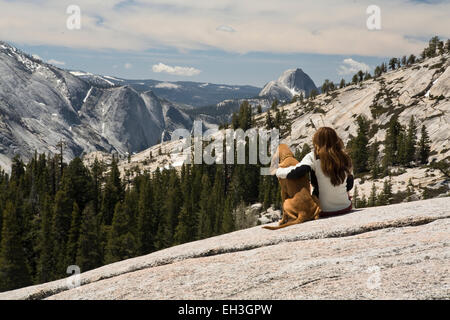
top-left (263, 144), bottom-right (321, 230)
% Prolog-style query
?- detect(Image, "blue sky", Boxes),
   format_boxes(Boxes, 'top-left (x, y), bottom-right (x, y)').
top-left (2, 0), bottom-right (449, 87)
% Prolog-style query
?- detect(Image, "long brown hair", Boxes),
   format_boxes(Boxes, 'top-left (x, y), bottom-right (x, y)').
top-left (313, 127), bottom-right (352, 186)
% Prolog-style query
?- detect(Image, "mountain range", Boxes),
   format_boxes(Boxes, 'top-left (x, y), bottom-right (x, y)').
top-left (70, 71), bottom-right (262, 107)
top-left (0, 41), bottom-right (197, 170)
top-left (0, 40), bottom-right (318, 171)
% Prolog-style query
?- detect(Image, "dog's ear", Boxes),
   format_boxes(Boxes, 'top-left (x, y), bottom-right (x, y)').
top-left (279, 157), bottom-right (299, 168)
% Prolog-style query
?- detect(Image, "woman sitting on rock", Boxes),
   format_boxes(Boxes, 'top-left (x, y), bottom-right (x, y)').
top-left (276, 127), bottom-right (354, 217)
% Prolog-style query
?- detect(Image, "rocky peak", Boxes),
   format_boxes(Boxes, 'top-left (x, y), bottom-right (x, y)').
top-left (259, 68), bottom-right (317, 101)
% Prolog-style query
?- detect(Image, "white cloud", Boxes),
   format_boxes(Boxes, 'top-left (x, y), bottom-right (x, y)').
top-left (216, 25), bottom-right (236, 33)
top-left (0, 0), bottom-right (448, 57)
top-left (124, 62), bottom-right (132, 69)
top-left (338, 58), bottom-right (371, 75)
top-left (154, 82), bottom-right (181, 89)
top-left (152, 63), bottom-right (201, 76)
top-left (47, 59), bottom-right (66, 66)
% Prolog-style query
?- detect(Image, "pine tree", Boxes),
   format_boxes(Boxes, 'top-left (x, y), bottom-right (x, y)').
top-left (368, 183), bottom-right (378, 207)
top-left (322, 79), bottom-right (331, 95)
top-left (407, 54), bottom-right (416, 65)
top-left (65, 202), bottom-right (81, 267)
top-left (173, 166), bottom-right (199, 245)
top-left (257, 105), bottom-right (262, 114)
top-left (91, 158), bottom-right (104, 214)
top-left (265, 110), bottom-right (274, 129)
top-left (351, 115), bottom-right (370, 174)
top-left (101, 156), bottom-right (123, 225)
top-left (52, 189), bottom-right (73, 278)
top-left (368, 141), bottom-right (380, 179)
top-left (427, 36), bottom-right (439, 57)
top-left (358, 194), bottom-right (367, 208)
top-left (211, 166), bottom-right (225, 235)
top-left (382, 178), bottom-right (392, 204)
top-left (309, 89), bottom-right (318, 99)
top-left (271, 99), bottom-right (279, 110)
top-left (173, 204), bottom-right (193, 245)
top-left (418, 125), bottom-right (431, 164)
top-left (401, 55), bottom-right (407, 66)
top-left (406, 178), bottom-right (414, 202)
top-left (197, 173), bottom-right (213, 239)
top-left (105, 201), bottom-right (137, 264)
top-left (389, 58), bottom-right (398, 70)
top-left (76, 203), bottom-right (102, 272)
top-left (357, 70), bottom-right (364, 82)
top-left (405, 116), bottom-right (417, 165)
top-left (221, 195), bottom-right (234, 234)
top-left (339, 78), bottom-right (346, 88)
top-left (10, 155), bottom-right (25, 183)
top-left (237, 101), bottom-right (252, 131)
top-left (397, 130), bottom-right (407, 166)
top-left (274, 108), bottom-right (282, 129)
top-left (352, 185), bottom-right (359, 208)
top-left (36, 196), bottom-right (54, 283)
top-left (0, 201), bottom-right (31, 291)
top-left (374, 66), bottom-right (382, 78)
top-left (137, 178), bottom-right (156, 254)
top-left (62, 157), bottom-right (93, 212)
top-left (437, 40), bottom-right (444, 55)
top-left (383, 116), bottom-right (402, 167)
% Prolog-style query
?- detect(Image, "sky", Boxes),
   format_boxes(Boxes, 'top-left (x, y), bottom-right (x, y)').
top-left (1, 0), bottom-right (449, 87)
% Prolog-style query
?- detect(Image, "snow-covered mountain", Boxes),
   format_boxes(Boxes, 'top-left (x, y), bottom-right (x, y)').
top-left (259, 68), bottom-right (318, 101)
top-left (70, 71), bottom-right (261, 108)
top-left (0, 41), bottom-right (192, 170)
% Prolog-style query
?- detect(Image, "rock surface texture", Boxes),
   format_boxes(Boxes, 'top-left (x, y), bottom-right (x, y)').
top-left (1, 197), bottom-right (449, 300)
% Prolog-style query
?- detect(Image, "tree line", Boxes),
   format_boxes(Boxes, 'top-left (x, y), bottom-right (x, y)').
top-left (0, 141), bottom-right (282, 292)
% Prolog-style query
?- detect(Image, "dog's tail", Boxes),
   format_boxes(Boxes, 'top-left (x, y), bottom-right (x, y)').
top-left (262, 219), bottom-right (300, 230)
top-left (262, 206), bottom-right (321, 230)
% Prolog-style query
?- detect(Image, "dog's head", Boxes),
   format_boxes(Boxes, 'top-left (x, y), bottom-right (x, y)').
top-left (278, 144), bottom-right (298, 168)
top-left (278, 144), bottom-right (294, 162)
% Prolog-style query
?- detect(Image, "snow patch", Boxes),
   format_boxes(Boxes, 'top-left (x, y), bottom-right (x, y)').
top-left (100, 77), bottom-right (114, 86)
top-left (70, 71), bottom-right (93, 77)
top-left (104, 75), bottom-right (123, 82)
top-left (83, 87), bottom-right (93, 103)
